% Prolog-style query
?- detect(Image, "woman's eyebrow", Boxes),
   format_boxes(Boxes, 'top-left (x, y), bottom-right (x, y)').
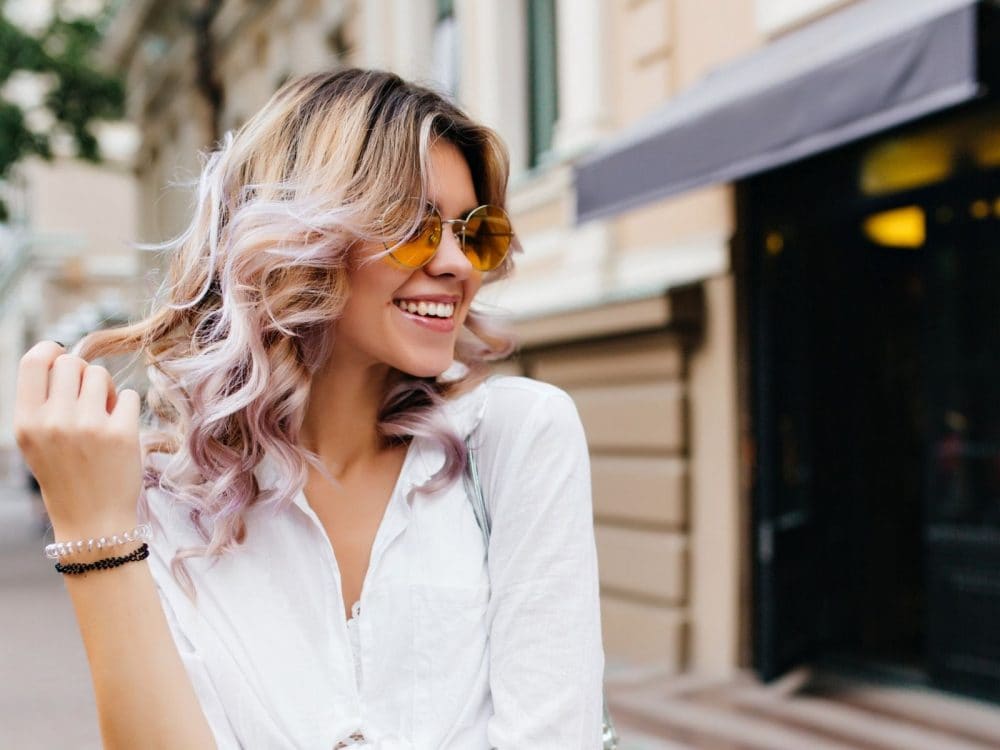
top-left (443, 205), bottom-right (480, 219)
top-left (426, 199), bottom-right (480, 218)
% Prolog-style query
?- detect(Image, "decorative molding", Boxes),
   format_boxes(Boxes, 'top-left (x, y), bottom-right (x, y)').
top-left (552, 0), bottom-right (613, 158)
top-left (508, 162), bottom-right (572, 214)
top-left (464, 0), bottom-right (529, 174)
top-left (513, 284), bottom-right (703, 349)
top-left (614, 232), bottom-right (730, 292)
top-left (755, 0), bottom-right (855, 36)
top-left (484, 219), bottom-right (611, 320)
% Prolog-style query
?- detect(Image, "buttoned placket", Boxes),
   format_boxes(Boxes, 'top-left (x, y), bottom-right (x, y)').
top-left (289, 444), bottom-right (418, 748)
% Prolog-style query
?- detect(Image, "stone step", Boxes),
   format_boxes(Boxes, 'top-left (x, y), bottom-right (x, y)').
top-left (718, 687), bottom-right (994, 750)
top-left (808, 673), bottom-right (1000, 748)
top-left (607, 669), bottom-right (1000, 750)
top-left (610, 690), bottom-right (860, 750)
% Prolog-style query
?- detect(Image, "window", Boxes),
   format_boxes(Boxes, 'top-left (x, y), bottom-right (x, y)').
top-left (526, 0), bottom-right (558, 167)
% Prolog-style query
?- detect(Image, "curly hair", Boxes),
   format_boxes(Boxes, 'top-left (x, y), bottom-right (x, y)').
top-left (75, 69), bottom-right (518, 595)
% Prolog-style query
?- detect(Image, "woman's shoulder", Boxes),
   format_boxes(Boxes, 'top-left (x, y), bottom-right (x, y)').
top-left (461, 377), bottom-right (589, 493)
top-left (482, 374), bottom-right (573, 409)
top-left (445, 374), bottom-right (580, 443)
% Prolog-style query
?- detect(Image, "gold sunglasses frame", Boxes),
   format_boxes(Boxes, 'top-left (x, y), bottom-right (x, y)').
top-left (385, 202), bottom-right (514, 271)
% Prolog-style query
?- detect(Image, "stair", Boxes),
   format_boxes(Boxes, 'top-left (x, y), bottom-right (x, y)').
top-left (606, 667), bottom-right (1000, 750)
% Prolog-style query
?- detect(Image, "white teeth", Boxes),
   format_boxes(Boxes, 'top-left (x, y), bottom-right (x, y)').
top-left (396, 300), bottom-right (455, 318)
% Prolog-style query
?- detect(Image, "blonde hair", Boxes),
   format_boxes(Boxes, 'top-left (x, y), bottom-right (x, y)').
top-left (77, 69), bottom-right (517, 593)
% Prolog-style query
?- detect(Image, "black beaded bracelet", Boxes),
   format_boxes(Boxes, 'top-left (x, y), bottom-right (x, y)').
top-left (54, 543), bottom-right (150, 575)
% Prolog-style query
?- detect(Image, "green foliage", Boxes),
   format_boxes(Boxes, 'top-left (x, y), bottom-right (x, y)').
top-left (0, 3), bottom-right (124, 220)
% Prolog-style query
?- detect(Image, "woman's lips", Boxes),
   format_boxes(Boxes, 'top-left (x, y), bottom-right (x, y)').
top-left (392, 297), bottom-right (458, 333)
top-left (394, 304), bottom-right (455, 332)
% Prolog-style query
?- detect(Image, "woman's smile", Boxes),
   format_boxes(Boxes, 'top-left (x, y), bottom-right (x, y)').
top-left (392, 295), bottom-right (459, 332)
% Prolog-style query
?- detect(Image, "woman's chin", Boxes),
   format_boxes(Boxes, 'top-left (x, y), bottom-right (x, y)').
top-left (395, 355), bottom-right (455, 380)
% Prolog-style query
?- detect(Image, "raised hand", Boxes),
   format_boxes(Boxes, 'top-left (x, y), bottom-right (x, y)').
top-left (13, 340), bottom-right (143, 537)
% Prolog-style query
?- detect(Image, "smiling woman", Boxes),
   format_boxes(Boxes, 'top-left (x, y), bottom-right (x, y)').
top-left (12, 68), bottom-right (606, 749)
top-left (335, 141), bottom-right (489, 379)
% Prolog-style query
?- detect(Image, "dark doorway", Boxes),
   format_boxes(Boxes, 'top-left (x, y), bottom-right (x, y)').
top-left (746, 102), bottom-right (1000, 702)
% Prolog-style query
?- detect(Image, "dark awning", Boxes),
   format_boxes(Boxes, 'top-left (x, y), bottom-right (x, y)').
top-left (575, 0), bottom-right (990, 223)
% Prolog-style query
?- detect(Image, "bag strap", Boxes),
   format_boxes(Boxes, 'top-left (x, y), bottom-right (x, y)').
top-left (464, 437), bottom-right (491, 553)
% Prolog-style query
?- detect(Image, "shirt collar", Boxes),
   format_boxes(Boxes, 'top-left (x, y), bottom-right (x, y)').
top-left (253, 377), bottom-right (489, 504)
top-left (412, 377), bottom-right (490, 489)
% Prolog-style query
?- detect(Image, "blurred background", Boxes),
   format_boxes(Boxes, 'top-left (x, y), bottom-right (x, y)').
top-left (3, 0), bottom-right (1000, 747)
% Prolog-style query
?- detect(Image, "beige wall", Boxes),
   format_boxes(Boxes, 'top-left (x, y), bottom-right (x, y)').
top-left (673, 0), bottom-right (759, 90)
top-left (1, 157), bottom-right (140, 476)
top-left (512, 291), bottom-right (703, 673)
top-left (688, 274), bottom-right (742, 674)
top-left (20, 157), bottom-right (140, 317)
top-left (22, 159), bottom-right (137, 260)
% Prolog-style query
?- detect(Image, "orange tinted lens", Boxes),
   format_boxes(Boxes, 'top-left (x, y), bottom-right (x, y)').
top-left (462, 205), bottom-right (512, 271)
top-left (390, 211), bottom-right (441, 267)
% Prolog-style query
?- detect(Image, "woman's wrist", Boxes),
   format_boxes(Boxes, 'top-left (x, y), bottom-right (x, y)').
top-left (49, 512), bottom-right (141, 547)
top-left (46, 522), bottom-right (151, 559)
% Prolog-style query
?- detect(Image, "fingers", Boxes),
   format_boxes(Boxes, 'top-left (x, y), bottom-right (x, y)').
top-left (14, 340), bottom-right (65, 414)
top-left (109, 389), bottom-right (141, 432)
top-left (48, 353), bottom-right (88, 410)
top-left (15, 340), bottom-right (140, 436)
top-left (79, 365), bottom-right (116, 420)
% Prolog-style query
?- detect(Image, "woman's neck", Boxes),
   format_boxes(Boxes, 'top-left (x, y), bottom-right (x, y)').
top-left (300, 353), bottom-right (392, 478)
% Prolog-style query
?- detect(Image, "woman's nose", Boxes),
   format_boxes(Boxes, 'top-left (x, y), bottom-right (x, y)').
top-left (424, 223), bottom-right (472, 278)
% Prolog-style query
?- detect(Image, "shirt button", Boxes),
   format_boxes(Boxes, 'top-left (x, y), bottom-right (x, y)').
top-left (333, 730), bottom-right (366, 748)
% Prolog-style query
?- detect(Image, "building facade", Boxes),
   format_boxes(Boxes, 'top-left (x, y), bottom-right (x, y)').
top-left (101, 0), bottom-right (1000, 709)
top-left (0, 156), bottom-right (141, 482)
top-left (0, 0), bottom-right (143, 482)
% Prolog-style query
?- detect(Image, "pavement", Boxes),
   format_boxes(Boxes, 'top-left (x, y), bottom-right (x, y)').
top-left (0, 482), bottom-right (102, 748)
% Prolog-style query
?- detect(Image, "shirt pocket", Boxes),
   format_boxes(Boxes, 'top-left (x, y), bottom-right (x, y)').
top-left (411, 582), bottom-right (491, 735)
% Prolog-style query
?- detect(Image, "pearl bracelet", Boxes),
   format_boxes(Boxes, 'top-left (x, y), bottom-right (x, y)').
top-left (45, 523), bottom-right (152, 560)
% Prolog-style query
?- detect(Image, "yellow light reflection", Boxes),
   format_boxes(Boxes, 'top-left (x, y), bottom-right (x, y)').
top-left (973, 130), bottom-right (1000, 168)
top-left (970, 200), bottom-right (990, 219)
top-left (860, 136), bottom-right (953, 196)
top-left (764, 231), bottom-right (784, 255)
top-left (863, 206), bottom-right (925, 249)
top-left (994, 198), bottom-right (1000, 217)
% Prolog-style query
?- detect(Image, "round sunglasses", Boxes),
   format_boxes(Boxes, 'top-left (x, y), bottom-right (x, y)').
top-left (384, 202), bottom-right (514, 272)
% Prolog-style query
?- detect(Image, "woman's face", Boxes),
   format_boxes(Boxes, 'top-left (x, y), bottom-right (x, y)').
top-left (333, 140), bottom-right (485, 378)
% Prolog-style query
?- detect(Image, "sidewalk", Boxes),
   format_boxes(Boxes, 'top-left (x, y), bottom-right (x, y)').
top-left (605, 664), bottom-right (1000, 750)
top-left (0, 483), bottom-right (102, 749)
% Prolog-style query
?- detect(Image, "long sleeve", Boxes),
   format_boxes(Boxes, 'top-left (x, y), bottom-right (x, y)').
top-left (479, 383), bottom-right (605, 749)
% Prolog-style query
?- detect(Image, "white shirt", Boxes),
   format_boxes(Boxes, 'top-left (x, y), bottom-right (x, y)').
top-left (145, 375), bottom-right (605, 749)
